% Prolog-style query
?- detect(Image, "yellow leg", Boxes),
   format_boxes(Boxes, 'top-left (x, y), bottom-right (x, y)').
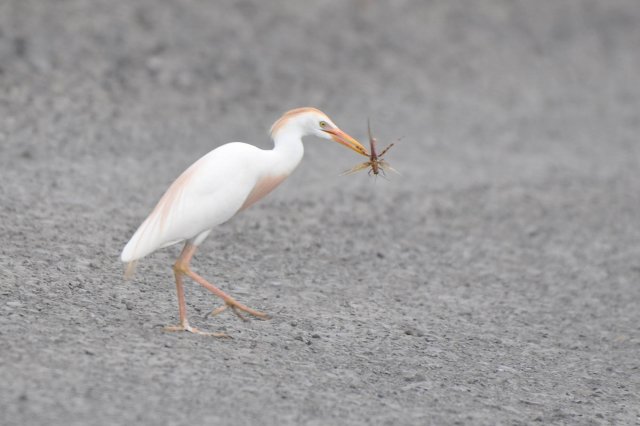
top-left (174, 243), bottom-right (269, 323)
top-left (163, 244), bottom-right (230, 337)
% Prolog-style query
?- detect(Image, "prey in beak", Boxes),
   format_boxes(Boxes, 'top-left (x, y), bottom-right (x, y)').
top-left (323, 127), bottom-right (369, 156)
top-left (342, 120), bottom-right (398, 177)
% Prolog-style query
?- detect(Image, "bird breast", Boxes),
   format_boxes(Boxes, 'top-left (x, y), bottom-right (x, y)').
top-left (240, 173), bottom-right (288, 211)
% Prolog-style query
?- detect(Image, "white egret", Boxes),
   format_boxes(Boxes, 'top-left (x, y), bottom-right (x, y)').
top-left (121, 108), bottom-right (368, 336)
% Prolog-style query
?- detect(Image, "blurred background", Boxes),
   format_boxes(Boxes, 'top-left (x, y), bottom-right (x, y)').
top-left (3, 1), bottom-right (638, 190)
top-left (1, 1), bottom-right (639, 425)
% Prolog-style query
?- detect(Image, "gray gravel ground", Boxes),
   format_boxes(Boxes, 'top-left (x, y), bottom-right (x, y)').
top-left (1, 1), bottom-right (640, 425)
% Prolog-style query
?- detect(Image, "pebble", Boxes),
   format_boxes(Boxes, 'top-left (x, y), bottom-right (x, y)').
top-left (404, 328), bottom-right (424, 337)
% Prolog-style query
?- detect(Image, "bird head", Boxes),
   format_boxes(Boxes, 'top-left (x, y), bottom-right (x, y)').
top-left (270, 107), bottom-right (368, 156)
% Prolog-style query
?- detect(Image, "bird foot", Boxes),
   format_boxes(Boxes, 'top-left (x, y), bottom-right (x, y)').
top-left (163, 323), bottom-right (230, 338)
top-left (208, 300), bottom-right (269, 322)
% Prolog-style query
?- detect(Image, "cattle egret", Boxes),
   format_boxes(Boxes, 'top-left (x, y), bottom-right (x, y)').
top-left (121, 107), bottom-right (368, 336)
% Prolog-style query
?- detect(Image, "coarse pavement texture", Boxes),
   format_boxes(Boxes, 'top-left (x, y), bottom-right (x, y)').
top-left (1, 1), bottom-right (639, 425)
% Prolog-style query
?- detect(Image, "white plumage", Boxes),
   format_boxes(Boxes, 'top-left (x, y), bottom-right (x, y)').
top-left (122, 142), bottom-right (269, 262)
top-left (121, 107), bottom-right (367, 336)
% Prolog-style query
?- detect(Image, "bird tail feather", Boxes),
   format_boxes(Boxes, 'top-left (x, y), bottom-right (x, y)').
top-left (124, 260), bottom-right (138, 280)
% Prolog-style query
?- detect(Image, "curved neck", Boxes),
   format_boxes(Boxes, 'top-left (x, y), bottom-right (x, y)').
top-left (271, 130), bottom-right (305, 175)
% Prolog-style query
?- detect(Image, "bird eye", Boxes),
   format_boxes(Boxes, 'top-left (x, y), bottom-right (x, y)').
top-left (319, 121), bottom-right (328, 128)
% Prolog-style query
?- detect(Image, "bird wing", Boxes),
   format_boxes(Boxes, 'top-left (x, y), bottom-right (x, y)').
top-left (121, 143), bottom-right (264, 263)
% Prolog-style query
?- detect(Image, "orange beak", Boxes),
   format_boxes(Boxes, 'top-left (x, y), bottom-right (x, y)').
top-left (323, 128), bottom-right (369, 157)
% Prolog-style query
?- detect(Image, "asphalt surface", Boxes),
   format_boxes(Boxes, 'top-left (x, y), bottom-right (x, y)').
top-left (1, 1), bottom-right (639, 425)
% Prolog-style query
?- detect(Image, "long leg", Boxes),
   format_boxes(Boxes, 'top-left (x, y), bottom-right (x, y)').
top-left (184, 268), bottom-right (268, 320)
top-left (172, 270), bottom-right (188, 327)
top-left (164, 244), bottom-right (229, 336)
top-left (174, 243), bottom-right (269, 321)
